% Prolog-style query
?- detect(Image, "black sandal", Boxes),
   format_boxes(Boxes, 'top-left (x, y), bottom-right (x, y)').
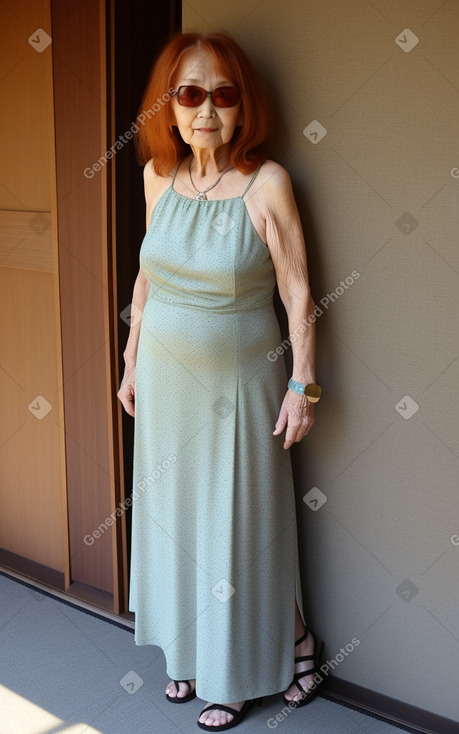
top-left (283, 626), bottom-right (324, 707)
top-left (197, 698), bottom-right (263, 731)
top-left (165, 679), bottom-right (196, 703)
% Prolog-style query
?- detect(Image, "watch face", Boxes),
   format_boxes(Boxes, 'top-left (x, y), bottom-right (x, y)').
top-left (306, 384), bottom-right (322, 402)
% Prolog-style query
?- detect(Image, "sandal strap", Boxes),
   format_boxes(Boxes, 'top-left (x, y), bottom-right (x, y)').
top-left (200, 703), bottom-right (244, 717)
top-left (294, 654), bottom-right (315, 663)
top-left (173, 679), bottom-right (191, 693)
top-left (294, 626), bottom-right (309, 646)
top-left (293, 675), bottom-right (317, 694)
top-left (292, 664), bottom-right (319, 693)
top-left (292, 666), bottom-right (318, 681)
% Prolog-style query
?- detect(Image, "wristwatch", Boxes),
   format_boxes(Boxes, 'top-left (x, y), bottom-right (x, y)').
top-left (288, 378), bottom-right (322, 403)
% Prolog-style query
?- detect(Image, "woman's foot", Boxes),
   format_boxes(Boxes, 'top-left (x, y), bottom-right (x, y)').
top-left (165, 678), bottom-right (196, 700)
top-left (198, 700), bottom-right (246, 727)
top-left (283, 628), bottom-right (317, 703)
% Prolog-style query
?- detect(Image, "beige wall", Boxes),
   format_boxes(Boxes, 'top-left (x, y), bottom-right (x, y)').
top-left (184, 0), bottom-right (459, 721)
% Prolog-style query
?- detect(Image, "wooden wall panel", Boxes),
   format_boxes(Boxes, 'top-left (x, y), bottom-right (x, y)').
top-left (51, 0), bottom-right (120, 599)
top-left (0, 268), bottom-right (65, 570)
top-left (0, 211), bottom-right (53, 272)
top-left (0, 0), bottom-right (68, 585)
top-left (0, 0), bottom-right (53, 211)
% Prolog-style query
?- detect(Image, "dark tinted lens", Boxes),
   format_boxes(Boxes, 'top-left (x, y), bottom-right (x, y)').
top-left (211, 87), bottom-right (240, 107)
top-left (177, 86), bottom-right (206, 107)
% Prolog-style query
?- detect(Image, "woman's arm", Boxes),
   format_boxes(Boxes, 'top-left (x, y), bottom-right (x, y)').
top-left (259, 162), bottom-right (317, 449)
top-left (117, 162), bottom-right (156, 416)
top-left (117, 266), bottom-right (150, 418)
top-left (122, 267), bottom-right (150, 369)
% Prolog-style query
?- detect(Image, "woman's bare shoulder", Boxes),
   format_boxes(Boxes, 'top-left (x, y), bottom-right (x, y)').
top-left (258, 160), bottom-right (292, 186)
top-left (143, 158), bottom-right (176, 227)
top-left (144, 158), bottom-right (173, 186)
top-left (144, 158), bottom-right (175, 203)
top-left (252, 160), bottom-right (294, 210)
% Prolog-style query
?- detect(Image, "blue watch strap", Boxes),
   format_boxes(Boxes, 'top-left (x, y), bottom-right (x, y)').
top-left (288, 378), bottom-right (306, 395)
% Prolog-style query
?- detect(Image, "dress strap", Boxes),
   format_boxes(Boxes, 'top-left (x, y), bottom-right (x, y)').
top-left (241, 164), bottom-right (262, 198)
top-left (171, 161), bottom-right (181, 190)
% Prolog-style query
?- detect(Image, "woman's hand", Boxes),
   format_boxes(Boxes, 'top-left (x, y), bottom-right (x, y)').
top-left (273, 389), bottom-right (315, 449)
top-left (117, 367), bottom-right (136, 417)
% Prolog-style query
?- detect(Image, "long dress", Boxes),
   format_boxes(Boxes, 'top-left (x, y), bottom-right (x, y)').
top-left (129, 162), bottom-right (305, 703)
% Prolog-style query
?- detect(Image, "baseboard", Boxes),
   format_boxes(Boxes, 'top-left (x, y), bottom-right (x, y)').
top-left (0, 568), bottom-right (134, 632)
top-left (0, 548), bottom-right (65, 589)
top-left (320, 676), bottom-right (458, 734)
top-left (66, 581), bottom-right (114, 612)
top-left (0, 551), bottom-right (117, 613)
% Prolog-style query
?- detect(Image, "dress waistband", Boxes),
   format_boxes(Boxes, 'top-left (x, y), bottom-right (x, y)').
top-left (146, 289), bottom-right (274, 314)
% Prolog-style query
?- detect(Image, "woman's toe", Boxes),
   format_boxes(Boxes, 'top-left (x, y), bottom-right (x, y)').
top-left (198, 708), bottom-right (211, 724)
top-left (179, 682), bottom-right (190, 697)
top-left (285, 685), bottom-right (302, 702)
top-left (199, 707), bottom-right (233, 726)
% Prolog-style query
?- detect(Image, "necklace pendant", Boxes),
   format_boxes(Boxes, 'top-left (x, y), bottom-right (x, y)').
top-left (195, 191), bottom-right (207, 201)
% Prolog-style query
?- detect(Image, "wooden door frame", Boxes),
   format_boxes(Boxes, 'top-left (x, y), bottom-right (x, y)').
top-left (111, 0), bottom-right (181, 611)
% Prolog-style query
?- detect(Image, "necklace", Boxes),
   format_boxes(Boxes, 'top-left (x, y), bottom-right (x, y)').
top-left (188, 159), bottom-right (233, 200)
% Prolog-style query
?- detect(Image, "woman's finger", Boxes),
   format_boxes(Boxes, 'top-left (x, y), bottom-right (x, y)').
top-left (273, 391), bottom-right (315, 447)
top-left (117, 383), bottom-right (136, 417)
top-left (282, 413), bottom-right (304, 448)
top-left (272, 402), bottom-right (288, 436)
top-left (285, 404), bottom-right (315, 447)
top-left (124, 393), bottom-right (135, 417)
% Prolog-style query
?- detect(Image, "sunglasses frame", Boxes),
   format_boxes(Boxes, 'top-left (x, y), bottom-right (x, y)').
top-left (171, 85), bottom-right (241, 108)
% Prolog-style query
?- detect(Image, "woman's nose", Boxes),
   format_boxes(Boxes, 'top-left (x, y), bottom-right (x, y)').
top-left (197, 95), bottom-right (216, 116)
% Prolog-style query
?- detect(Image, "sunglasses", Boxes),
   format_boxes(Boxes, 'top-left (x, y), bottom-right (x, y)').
top-left (171, 85), bottom-right (241, 108)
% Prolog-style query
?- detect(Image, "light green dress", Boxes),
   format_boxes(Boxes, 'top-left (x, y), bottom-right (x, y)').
top-left (129, 162), bottom-right (305, 702)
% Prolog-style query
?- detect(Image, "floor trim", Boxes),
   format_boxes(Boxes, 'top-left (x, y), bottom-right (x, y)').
top-left (0, 568), bottom-right (134, 632)
top-left (0, 549), bottom-right (65, 589)
top-left (321, 676), bottom-right (458, 734)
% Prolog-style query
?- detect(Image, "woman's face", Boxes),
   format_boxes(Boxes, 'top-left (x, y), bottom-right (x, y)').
top-left (171, 48), bottom-right (242, 151)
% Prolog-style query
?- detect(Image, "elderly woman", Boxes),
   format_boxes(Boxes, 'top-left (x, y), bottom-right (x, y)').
top-left (117, 31), bottom-right (322, 731)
